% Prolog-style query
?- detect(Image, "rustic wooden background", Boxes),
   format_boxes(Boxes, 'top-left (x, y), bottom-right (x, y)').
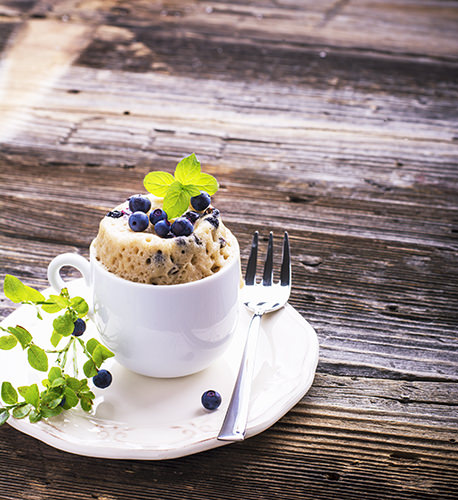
top-left (1, 1), bottom-right (457, 499)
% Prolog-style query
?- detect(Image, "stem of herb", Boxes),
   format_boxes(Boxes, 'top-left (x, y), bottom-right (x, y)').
top-left (73, 340), bottom-right (78, 377)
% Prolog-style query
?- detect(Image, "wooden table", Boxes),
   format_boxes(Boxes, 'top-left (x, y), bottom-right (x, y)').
top-left (1, 1), bottom-right (457, 499)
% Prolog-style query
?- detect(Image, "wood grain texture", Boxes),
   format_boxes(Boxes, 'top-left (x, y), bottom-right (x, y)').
top-left (0, 1), bottom-right (457, 499)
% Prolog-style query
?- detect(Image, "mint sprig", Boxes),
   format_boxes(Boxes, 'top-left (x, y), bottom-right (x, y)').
top-left (143, 153), bottom-right (218, 219)
top-left (0, 275), bottom-right (114, 425)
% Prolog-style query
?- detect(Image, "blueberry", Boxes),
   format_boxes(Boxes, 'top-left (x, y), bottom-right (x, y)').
top-left (149, 208), bottom-right (167, 225)
top-left (201, 390), bottom-right (222, 410)
top-left (154, 219), bottom-right (171, 237)
top-left (93, 369), bottom-right (112, 389)
top-left (129, 211), bottom-right (149, 232)
top-left (191, 191), bottom-right (211, 211)
top-left (184, 211), bottom-right (200, 224)
top-left (171, 217), bottom-right (194, 236)
top-left (106, 210), bottom-right (123, 218)
top-left (72, 318), bottom-right (86, 337)
top-left (128, 195), bottom-right (151, 213)
top-left (59, 396), bottom-right (66, 407)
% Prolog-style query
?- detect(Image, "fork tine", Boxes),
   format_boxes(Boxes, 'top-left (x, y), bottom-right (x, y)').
top-left (245, 231), bottom-right (258, 285)
top-left (262, 232), bottom-right (274, 286)
top-left (280, 231), bottom-right (291, 286)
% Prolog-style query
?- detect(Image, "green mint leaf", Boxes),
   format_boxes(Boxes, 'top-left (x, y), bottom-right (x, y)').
top-left (163, 181), bottom-right (191, 219)
top-left (8, 326), bottom-right (32, 349)
top-left (50, 331), bottom-right (63, 348)
top-left (0, 408), bottom-right (9, 426)
top-left (28, 409), bottom-right (42, 423)
top-left (12, 403), bottom-right (33, 419)
top-left (143, 171), bottom-right (175, 197)
top-left (182, 184), bottom-right (201, 197)
top-left (193, 172), bottom-right (219, 195)
top-left (70, 296), bottom-right (89, 317)
top-left (41, 302), bottom-right (63, 314)
top-left (86, 338), bottom-right (100, 356)
top-left (174, 153), bottom-right (201, 184)
top-left (63, 387), bottom-right (79, 408)
top-left (53, 312), bottom-right (74, 336)
top-left (3, 275), bottom-right (45, 304)
top-left (0, 335), bottom-right (18, 350)
top-left (48, 367), bottom-right (62, 383)
top-left (50, 294), bottom-right (69, 308)
top-left (92, 344), bottom-right (115, 368)
top-left (83, 359), bottom-right (98, 378)
top-left (24, 384), bottom-right (39, 408)
top-left (1, 381), bottom-right (18, 404)
top-left (27, 345), bottom-right (48, 372)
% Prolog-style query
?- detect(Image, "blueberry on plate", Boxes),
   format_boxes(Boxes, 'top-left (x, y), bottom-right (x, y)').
top-left (71, 318), bottom-right (86, 337)
top-left (171, 217), bottom-right (194, 237)
top-left (190, 191), bottom-right (211, 212)
top-left (93, 369), bottom-right (113, 389)
top-left (154, 219), bottom-right (171, 237)
top-left (128, 195), bottom-right (151, 213)
top-left (201, 390), bottom-right (222, 410)
top-left (149, 208), bottom-right (167, 225)
top-left (129, 211), bottom-right (149, 232)
top-left (184, 211), bottom-right (200, 224)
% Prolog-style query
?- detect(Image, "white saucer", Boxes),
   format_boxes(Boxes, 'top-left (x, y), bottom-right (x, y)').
top-left (0, 278), bottom-right (319, 460)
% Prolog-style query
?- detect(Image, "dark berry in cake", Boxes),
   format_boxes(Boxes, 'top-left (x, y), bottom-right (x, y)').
top-left (150, 208), bottom-right (168, 225)
top-left (106, 210), bottom-right (123, 218)
top-left (154, 219), bottom-right (171, 237)
top-left (184, 211), bottom-right (200, 224)
top-left (128, 195), bottom-right (151, 213)
top-left (191, 191), bottom-right (211, 211)
top-left (129, 212), bottom-right (149, 232)
top-left (171, 217), bottom-right (194, 237)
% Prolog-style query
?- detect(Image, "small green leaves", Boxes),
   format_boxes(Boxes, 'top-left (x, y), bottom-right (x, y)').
top-left (1, 275), bottom-right (112, 424)
top-left (27, 345), bottom-right (48, 372)
top-left (0, 408), bottom-right (9, 425)
top-left (53, 312), bottom-right (75, 337)
top-left (12, 404), bottom-right (32, 419)
top-left (143, 153), bottom-right (219, 219)
top-left (0, 335), bottom-right (17, 350)
top-left (8, 326), bottom-right (32, 349)
top-left (23, 384), bottom-right (40, 408)
top-left (3, 275), bottom-right (45, 304)
top-left (70, 297), bottom-right (89, 317)
top-left (1, 381), bottom-right (18, 404)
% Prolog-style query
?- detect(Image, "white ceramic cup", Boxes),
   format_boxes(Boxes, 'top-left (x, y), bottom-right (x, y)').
top-left (47, 243), bottom-right (240, 378)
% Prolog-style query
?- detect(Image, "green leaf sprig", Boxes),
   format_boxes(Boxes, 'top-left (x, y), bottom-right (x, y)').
top-left (0, 275), bottom-right (114, 426)
top-left (143, 153), bottom-right (218, 219)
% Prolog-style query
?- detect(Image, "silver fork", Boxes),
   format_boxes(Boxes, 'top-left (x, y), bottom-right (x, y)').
top-left (217, 231), bottom-right (291, 441)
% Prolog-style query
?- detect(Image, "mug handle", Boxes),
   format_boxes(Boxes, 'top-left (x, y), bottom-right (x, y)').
top-left (47, 253), bottom-right (91, 291)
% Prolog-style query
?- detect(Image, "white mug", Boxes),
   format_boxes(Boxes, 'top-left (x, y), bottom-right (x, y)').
top-left (47, 243), bottom-right (240, 378)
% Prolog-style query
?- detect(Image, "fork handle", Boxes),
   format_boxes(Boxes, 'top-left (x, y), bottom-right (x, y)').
top-left (217, 312), bottom-right (263, 441)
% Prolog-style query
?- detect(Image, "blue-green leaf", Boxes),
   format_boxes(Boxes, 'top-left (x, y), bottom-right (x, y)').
top-left (27, 345), bottom-right (48, 372)
top-left (1, 381), bottom-right (18, 404)
top-left (0, 408), bottom-right (9, 425)
top-left (0, 335), bottom-right (17, 350)
top-left (53, 312), bottom-right (74, 336)
top-left (12, 404), bottom-right (33, 419)
top-left (8, 326), bottom-right (32, 349)
top-left (3, 275), bottom-right (45, 303)
top-left (23, 384), bottom-right (39, 408)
